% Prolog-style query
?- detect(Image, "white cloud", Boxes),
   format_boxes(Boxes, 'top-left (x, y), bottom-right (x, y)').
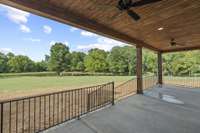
top-left (70, 27), bottom-right (78, 32)
top-left (0, 4), bottom-right (30, 24)
top-left (77, 43), bottom-right (113, 51)
top-left (49, 41), bottom-right (56, 46)
top-left (23, 37), bottom-right (41, 42)
top-left (64, 41), bottom-right (69, 46)
top-left (0, 4), bottom-right (31, 33)
top-left (80, 31), bottom-right (98, 37)
top-left (20, 25), bottom-right (31, 33)
top-left (77, 37), bottom-right (127, 51)
top-left (43, 25), bottom-right (52, 34)
top-left (49, 40), bottom-right (69, 46)
top-left (0, 48), bottom-right (13, 54)
top-left (0, 48), bottom-right (27, 56)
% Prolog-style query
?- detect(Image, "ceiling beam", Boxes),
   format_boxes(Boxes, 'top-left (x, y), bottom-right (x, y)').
top-left (0, 0), bottom-right (160, 51)
top-left (162, 45), bottom-right (200, 53)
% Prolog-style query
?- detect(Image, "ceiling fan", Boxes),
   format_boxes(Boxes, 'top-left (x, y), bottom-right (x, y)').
top-left (117, 0), bottom-right (162, 21)
top-left (169, 38), bottom-right (186, 47)
top-left (92, 0), bottom-right (162, 21)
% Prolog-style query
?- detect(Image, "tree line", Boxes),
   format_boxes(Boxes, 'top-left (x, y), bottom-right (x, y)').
top-left (0, 42), bottom-right (199, 76)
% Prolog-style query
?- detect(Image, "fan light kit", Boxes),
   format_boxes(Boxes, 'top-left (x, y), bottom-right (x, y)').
top-left (158, 27), bottom-right (164, 31)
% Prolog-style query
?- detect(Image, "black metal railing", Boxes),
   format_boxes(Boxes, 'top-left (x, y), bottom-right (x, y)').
top-left (143, 75), bottom-right (157, 90)
top-left (114, 78), bottom-right (137, 100)
top-left (164, 76), bottom-right (200, 88)
top-left (114, 75), bottom-right (157, 101)
top-left (0, 82), bottom-right (114, 133)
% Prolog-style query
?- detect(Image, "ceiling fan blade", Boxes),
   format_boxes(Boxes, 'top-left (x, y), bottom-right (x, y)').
top-left (127, 10), bottom-right (140, 21)
top-left (131, 0), bottom-right (162, 7)
top-left (170, 42), bottom-right (186, 47)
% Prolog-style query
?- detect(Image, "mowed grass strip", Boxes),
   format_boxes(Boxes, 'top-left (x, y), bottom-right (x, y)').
top-left (0, 76), bottom-right (133, 100)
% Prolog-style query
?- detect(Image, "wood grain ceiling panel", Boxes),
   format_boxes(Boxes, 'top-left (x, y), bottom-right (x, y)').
top-left (1, 0), bottom-right (200, 52)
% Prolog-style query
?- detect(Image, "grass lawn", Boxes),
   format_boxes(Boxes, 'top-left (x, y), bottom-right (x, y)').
top-left (0, 76), bottom-right (134, 100)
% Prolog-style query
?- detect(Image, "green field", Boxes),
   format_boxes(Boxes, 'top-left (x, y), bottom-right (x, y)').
top-left (0, 76), bottom-right (133, 100)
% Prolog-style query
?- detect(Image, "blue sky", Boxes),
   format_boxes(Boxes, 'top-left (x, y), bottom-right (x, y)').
top-left (0, 4), bottom-right (127, 61)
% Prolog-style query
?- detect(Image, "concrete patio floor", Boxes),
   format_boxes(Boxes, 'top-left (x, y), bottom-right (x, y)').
top-left (44, 85), bottom-right (200, 133)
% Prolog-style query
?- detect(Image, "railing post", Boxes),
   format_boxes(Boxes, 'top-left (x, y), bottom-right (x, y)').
top-left (112, 82), bottom-right (115, 105)
top-left (0, 103), bottom-right (3, 133)
top-left (136, 45), bottom-right (143, 94)
top-left (157, 51), bottom-right (163, 87)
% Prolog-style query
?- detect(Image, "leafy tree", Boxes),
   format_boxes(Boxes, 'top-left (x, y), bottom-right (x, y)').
top-left (7, 55), bottom-right (35, 72)
top-left (107, 46), bottom-right (136, 75)
top-left (48, 43), bottom-right (70, 75)
top-left (107, 46), bottom-right (127, 74)
top-left (34, 61), bottom-right (48, 72)
top-left (84, 48), bottom-right (108, 72)
top-left (70, 52), bottom-right (86, 71)
top-left (142, 49), bottom-right (157, 75)
top-left (0, 43), bottom-right (199, 77)
top-left (45, 55), bottom-right (50, 62)
top-left (163, 53), bottom-right (176, 75)
top-left (7, 52), bottom-right (15, 59)
top-left (0, 52), bottom-right (8, 73)
top-left (163, 50), bottom-right (200, 76)
top-left (123, 46), bottom-right (136, 75)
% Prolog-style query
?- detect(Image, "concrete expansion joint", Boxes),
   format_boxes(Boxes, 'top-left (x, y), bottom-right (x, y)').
top-left (80, 119), bottom-right (103, 133)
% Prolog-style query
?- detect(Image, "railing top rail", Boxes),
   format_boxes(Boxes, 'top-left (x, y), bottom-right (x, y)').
top-left (0, 81), bottom-right (114, 104)
top-left (115, 78), bottom-right (136, 89)
top-left (143, 75), bottom-right (157, 78)
top-left (164, 76), bottom-right (200, 78)
top-left (115, 75), bottom-right (157, 89)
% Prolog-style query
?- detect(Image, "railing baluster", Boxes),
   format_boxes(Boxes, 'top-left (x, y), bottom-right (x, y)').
top-left (49, 95), bottom-right (50, 127)
top-left (16, 101), bottom-right (18, 133)
top-left (77, 90), bottom-right (80, 119)
top-left (75, 90), bottom-right (77, 118)
top-left (57, 93), bottom-right (60, 124)
top-left (44, 96), bottom-right (46, 129)
top-left (87, 89), bottom-right (89, 112)
top-left (22, 100), bottom-right (24, 133)
top-left (1, 103), bottom-right (3, 133)
top-left (81, 88), bottom-right (83, 116)
top-left (28, 99), bottom-right (31, 133)
top-left (57, 94), bottom-right (59, 123)
top-left (9, 102), bottom-right (11, 133)
top-left (39, 97), bottom-right (41, 131)
top-left (72, 91), bottom-right (74, 118)
top-left (85, 89), bottom-right (87, 113)
top-left (64, 93), bottom-right (67, 120)
top-left (94, 87), bottom-right (96, 110)
top-left (33, 98), bottom-right (36, 132)
top-left (53, 94), bottom-right (55, 125)
top-left (61, 93), bottom-right (63, 122)
top-left (68, 92), bottom-right (70, 120)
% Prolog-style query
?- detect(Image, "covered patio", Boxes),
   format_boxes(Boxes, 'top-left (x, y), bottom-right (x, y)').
top-left (1, 0), bottom-right (200, 93)
top-left (46, 85), bottom-right (200, 133)
top-left (0, 0), bottom-right (200, 133)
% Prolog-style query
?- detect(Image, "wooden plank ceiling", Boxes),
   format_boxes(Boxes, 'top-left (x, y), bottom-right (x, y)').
top-left (1, 0), bottom-right (200, 52)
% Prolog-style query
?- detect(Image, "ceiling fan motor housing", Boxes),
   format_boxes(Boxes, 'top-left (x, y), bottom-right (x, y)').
top-left (118, 0), bottom-right (132, 10)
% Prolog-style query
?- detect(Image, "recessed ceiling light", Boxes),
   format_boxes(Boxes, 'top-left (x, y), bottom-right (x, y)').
top-left (158, 27), bottom-right (164, 31)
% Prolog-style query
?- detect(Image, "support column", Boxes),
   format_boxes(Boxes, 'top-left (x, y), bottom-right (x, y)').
top-left (136, 46), bottom-right (143, 94)
top-left (157, 51), bottom-right (163, 86)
